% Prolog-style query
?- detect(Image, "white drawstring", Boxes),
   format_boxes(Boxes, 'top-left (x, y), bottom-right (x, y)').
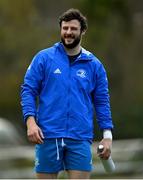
top-left (61, 138), bottom-right (66, 147)
top-left (56, 138), bottom-right (66, 160)
top-left (56, 139), bottom-right (60, 160)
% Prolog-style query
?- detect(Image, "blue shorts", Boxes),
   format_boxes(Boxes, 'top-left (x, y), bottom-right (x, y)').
top-left (34, 138), bottom-right (92, 173)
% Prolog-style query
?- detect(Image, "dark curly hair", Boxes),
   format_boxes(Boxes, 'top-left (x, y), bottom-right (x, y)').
top-left (59, 8), bottom-right (88, 32)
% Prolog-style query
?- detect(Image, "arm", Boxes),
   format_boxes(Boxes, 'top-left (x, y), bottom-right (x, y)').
top-left (21, 52), bottom-right (44, 122)
top-left (93, 63), bottom-right (114, 159)
top-left (21, 53), bottom-right (45, 143)
top-left (93, 63), bottom-right (113, 130)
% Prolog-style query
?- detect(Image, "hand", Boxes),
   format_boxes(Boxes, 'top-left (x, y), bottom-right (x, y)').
top-left (98, 138), bottom-right (112, 160)
top-left (26, 116), bottom-right (44, 144)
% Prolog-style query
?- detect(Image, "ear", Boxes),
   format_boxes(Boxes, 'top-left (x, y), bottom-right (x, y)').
top-left (81, 30), bottom-right (86, 35)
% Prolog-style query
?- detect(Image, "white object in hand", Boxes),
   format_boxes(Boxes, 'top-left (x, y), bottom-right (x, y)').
top-left (97, 144), bottom-right (115, 173)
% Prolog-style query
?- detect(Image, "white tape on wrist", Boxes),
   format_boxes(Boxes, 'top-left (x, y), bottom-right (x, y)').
top-left (103, 129), bottom-right (112, 140)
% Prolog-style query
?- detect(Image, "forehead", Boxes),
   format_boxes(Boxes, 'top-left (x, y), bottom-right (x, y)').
top-left (61, 19), bottom-right (80, 27)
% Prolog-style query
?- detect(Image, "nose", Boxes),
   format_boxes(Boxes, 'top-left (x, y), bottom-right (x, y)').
top-left (66, 28), bottom-right (72, 34)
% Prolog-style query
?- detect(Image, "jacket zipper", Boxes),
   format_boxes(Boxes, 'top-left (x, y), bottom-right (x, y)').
top-left (66, 61), bottom-right (71, 136)
top-left (66, 58), bottom-right (82, 135)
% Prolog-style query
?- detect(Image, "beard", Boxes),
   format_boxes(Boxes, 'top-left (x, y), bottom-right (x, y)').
top-left (61, 34), bottom-right (81, 49)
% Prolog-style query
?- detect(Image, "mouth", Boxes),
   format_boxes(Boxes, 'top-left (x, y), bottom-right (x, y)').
top-left (65, 37), bottom-right (74, 40)
top-left (64, 37), bottom-right (74, 43)
top-left (64, 34), bottom-right (75, 39)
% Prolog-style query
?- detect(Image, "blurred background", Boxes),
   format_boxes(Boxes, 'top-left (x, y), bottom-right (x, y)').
top-left (0, 0), bottom-right (143, 178)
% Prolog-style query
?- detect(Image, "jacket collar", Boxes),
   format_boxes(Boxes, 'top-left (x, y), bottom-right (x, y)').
top-left (56, 42), bottom-right (93, 61)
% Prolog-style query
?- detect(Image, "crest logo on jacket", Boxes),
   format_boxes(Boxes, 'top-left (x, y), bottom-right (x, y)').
top-left (76, 69), bottom-right (87, 78)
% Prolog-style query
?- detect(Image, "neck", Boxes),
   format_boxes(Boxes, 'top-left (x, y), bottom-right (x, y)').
top-left (64, 43), bottom-right (81, 56)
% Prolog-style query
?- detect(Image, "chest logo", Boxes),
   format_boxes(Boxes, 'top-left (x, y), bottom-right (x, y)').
top-left (76, 69), bottom-right (87, 78)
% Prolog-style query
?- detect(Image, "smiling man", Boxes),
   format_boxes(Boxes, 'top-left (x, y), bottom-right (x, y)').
top-left (61, 19), bottom-right (83, 49)
top-left (21, 8), bottom-right (114, 179)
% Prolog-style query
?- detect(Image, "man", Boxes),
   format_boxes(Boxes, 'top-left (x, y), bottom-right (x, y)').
top-left (21, 8), bottom-right (113, 179)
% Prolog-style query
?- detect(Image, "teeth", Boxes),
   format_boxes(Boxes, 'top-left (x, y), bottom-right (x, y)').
top-left (66, 37), bottom-right (72, 38)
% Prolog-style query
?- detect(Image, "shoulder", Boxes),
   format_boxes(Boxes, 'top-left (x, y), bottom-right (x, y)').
top-left (82, 47), bottom-right (103, 68)
top-left (32, 42), bottom-right (60, 63)
top-left (37, 43), bottom-right (58, 58)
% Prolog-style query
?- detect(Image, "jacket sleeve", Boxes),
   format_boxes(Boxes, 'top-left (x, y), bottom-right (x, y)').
top-left (20, 53), bottom-right (44, 123)
top-left (93, 63), bottom-right (113, 130)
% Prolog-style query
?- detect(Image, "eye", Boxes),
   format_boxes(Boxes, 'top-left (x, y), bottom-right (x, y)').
top-left (62, 26), bottom-right (68, 30)
top-left (71, 27), bottom-right (78, 31)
